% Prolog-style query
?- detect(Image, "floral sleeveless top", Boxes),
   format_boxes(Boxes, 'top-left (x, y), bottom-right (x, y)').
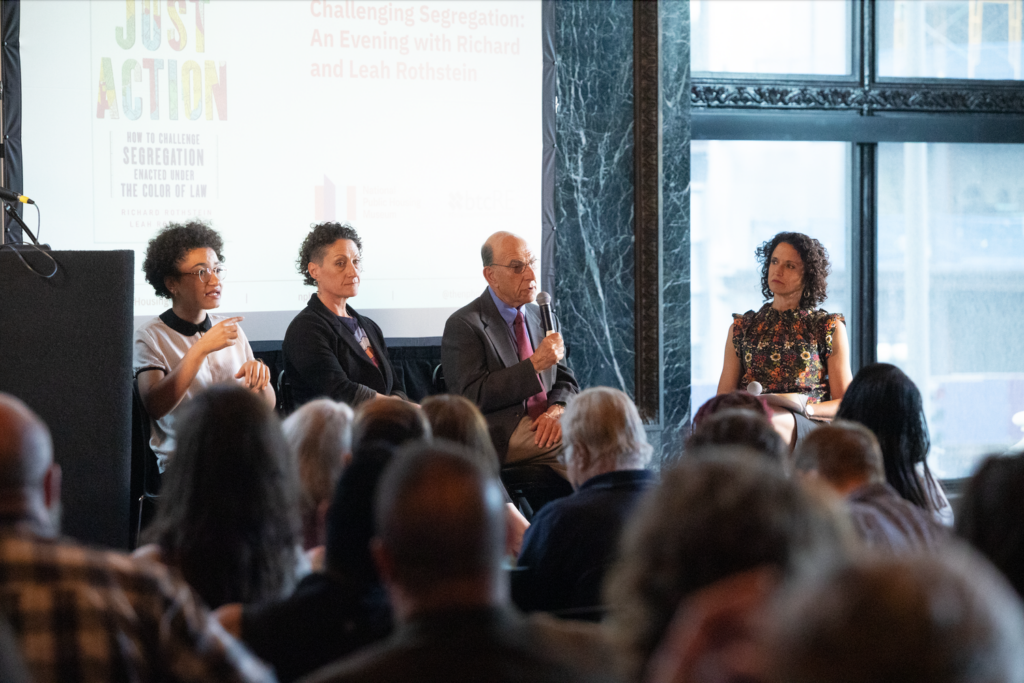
top-left (732, 304), bottom-right (845, 404)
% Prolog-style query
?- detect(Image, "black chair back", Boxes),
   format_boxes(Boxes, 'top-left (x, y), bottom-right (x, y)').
top-left (129, 377), bottom-right (161, 548)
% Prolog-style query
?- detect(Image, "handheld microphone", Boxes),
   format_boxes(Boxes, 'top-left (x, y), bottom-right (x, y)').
top-left (536, 291), bottom-right (555, 335)
top-left (0, 187), bottom-right (33, 204)
top-left (746, 381), bottom-right (763, 396)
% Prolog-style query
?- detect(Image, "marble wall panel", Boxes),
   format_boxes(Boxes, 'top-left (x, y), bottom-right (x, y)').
top-left (552, 0), bottom-right (690, 465)
top-left (659, 0), bottom-right (691, 463)
top-left (553, 0), bottom-right (636, 395)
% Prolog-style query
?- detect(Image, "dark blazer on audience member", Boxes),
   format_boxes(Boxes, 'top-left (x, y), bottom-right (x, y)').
top-left (240, 572), bottom-right (392, 683)
top-left (300, 606), bottom-right (618, 683)
top-left (283, 293), bottom-right (406, 407)
top-left (441, 288), bottom-right (580, 461)
top-left (847, 481), bottom-right (948, 554)
top-left (512, 469), bottom-right (657, 614)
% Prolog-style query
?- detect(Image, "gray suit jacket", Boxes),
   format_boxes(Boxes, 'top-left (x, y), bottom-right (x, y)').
top-left (441, 288), bottom-right (580, 461)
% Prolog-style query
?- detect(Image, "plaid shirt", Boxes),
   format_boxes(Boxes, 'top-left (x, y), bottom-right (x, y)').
top-left (0, 527), bottom-right (277, 683)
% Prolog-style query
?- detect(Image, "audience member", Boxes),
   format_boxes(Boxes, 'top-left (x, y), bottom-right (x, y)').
top-left (304, 442), bottom-right (617, 683)
top-left (835, 363), bottom-right (953, 525)
top-left (134, 221), bottom-right (274, 472)
top-left (215, 395), bottom-right (434, 678)
top-left (768, 545), bottom-right (1024, 683)
top-left (605, 454), bottom-right (844, 682)
top-left (0, 393), bottom-right (274, 683)
top-left (693, 391), bottom-right (796, 453)
top-left (792, 421), bottom-right (946, 553)
top-left (138, 384), bottom-right (302, 609)
top-left (512, 387), bottom-right (656, 616)
top-left (691, 391), bottom-right (771, 429)
top-left (221, 446), bottom-right (396, 683)
top-left (350, 398), bottom-right (431, 452)
top-left (957, 452), bottom-right (1024, 598)
top-left (422, 394), bottom-right (531, 557)
top-left (685, 408), bottom-right (787, 469)
top-left (283, 399), bottom-right (353, 563)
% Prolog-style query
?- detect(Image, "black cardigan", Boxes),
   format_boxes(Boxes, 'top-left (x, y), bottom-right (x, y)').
top-left (282, 294), bottom-right (406, 407)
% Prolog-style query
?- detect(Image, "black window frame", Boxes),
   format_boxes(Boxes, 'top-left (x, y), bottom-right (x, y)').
top-left (692, 0), bottom-right (1024, 371)
top-left (690, 0), bottom-right (1024, 487)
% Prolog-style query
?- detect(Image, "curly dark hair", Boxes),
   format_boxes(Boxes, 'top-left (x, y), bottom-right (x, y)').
top-left (142, 221), bottom-right (225, 299)
top-left (297, 222), bottom-right (363, 286)
top-left (756, 231), bottom-right (830, 309)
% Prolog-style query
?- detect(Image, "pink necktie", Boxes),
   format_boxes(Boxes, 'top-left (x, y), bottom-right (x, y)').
top-left (513, 310), bottom-right (549, 421)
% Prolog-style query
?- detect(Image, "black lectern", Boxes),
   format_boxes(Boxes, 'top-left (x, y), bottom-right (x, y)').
top-left (0, 250), bottom-right (134, 549)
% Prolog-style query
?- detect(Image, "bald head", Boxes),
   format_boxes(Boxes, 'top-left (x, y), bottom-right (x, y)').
top-left (481, 231), bottom-right (538, 308)
top-left (375, 442), bottom-right (506, 596)
top-left (0, 394), bottom-right (52, 492)
top-left (481, 231), bottom-right (518, 267)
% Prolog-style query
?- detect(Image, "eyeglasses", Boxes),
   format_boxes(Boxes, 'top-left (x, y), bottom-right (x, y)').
top-left (489, 257), bottom-right (538, 275)
top-left (179, 267), bottom-right (226, 283)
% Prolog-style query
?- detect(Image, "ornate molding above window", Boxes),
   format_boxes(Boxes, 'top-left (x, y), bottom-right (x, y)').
top-left (691, 79), bottom-right (1024, 115)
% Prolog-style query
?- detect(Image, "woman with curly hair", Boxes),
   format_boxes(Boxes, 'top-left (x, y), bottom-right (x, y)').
top-left (716, 232), bottom-right (852, 445)
top-left (282, 223), bottom-right (406, 410)
top-left (134, 221), bottom-right (274, 471)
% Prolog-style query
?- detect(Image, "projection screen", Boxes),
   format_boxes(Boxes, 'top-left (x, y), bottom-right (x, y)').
top-left (20, 0), bottom-right (543, 339)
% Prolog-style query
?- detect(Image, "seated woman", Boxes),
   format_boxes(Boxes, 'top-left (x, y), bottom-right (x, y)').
top-left (134, 221), bottom-right (274, 471)
top-left (836, 363), bottom-right (954, 526)
top-left (282, 223), bottom-right (406, 409)
top-left (135, 384), bottom-right (304, 608)
top-left (717, 232), bottom-right (853, 445)
top-left (421, 394), bottom-right (531, 558)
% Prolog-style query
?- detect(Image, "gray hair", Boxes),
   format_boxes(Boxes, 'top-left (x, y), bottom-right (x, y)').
top-left (282, 399), bottom-right (354, 517)
top-left (562, 387), bottom-right (653, 469)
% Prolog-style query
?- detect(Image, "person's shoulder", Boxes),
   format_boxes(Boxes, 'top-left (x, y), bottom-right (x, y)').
top-left (450, 290), bottom-right (489, 318)
top-left (807, 307), bottom-right (844, 323)
top-left (300, 636), bottom-right (401, 683)
top-left (443, 291), bottom-right (489, 332)
top-left (734, 305), bottom-right (766, 328)
top-left (1, 531), bottom-right (169, 595)
top-left (134, 314), bottom-right (170, 341)
top-left (285, 301), bottom-right (331, 338)
top-left (526, 612), bottom-right (623, 683)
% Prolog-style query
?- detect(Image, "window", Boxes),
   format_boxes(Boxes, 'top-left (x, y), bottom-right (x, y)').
top-left (690, 141), bottom-right (850, 412)
top-left (878, 143), bottom-right (1024, 476)
top-left (877, 0), bottom-right (1024, 80)
top-left (691, 0), bottom-right (1024, 479)
top-left (691, 0), bottom-right (851, 75)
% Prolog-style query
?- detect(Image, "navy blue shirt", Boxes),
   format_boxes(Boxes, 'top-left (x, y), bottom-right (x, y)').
top-left (512, 469), bottom-right (657, 615)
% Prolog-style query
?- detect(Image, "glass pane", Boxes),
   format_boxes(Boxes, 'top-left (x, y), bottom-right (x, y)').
top-left (878, 0), bottom-right (1024, 79)
top-left (690, 141), bottom-right (851, 412)
top-left (691, 0), bottom-right (851, 75)
top-left (878, 143), bottom-right (1024, 479)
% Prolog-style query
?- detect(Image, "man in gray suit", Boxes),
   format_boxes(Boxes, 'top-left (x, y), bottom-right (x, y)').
top-left (441, 232), bottom-right (580, 474)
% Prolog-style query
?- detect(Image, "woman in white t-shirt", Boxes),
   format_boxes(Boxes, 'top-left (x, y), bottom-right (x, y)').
top-left (134, 222), bottom-right (275, 471)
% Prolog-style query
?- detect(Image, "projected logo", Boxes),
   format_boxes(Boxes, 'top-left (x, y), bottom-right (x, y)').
top-left (315, 176), bottom-right (358, 223)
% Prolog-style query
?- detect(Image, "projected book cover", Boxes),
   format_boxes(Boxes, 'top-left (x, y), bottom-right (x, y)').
top-left (58, 0), bottom-right (543, 327)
